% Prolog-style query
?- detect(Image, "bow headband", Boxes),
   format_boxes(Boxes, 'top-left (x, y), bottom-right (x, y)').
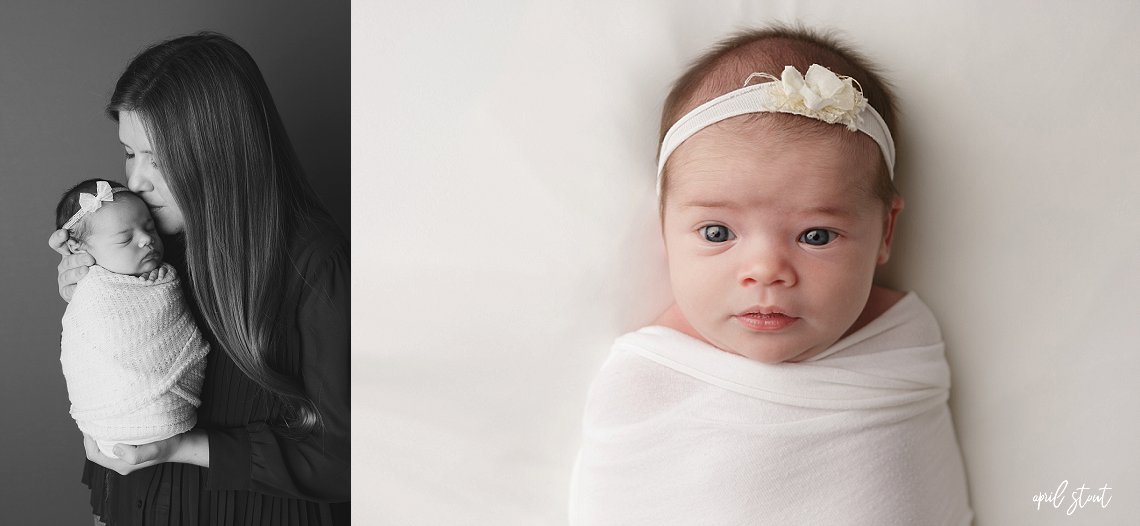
top-left (656, 64), bottom-right (896, 196)
top-left (61, 180), bottom-right (128, 230)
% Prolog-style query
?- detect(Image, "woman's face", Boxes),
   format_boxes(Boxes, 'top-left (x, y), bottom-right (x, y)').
top-left (119, 111), bottom-right (185, 235)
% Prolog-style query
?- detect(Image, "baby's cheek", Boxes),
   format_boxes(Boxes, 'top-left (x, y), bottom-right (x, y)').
top-left (677, 262), bottom-right (723, 317)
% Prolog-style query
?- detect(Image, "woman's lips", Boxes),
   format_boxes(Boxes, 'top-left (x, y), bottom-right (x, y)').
top-left (734, 312), bottom-right (799, 331)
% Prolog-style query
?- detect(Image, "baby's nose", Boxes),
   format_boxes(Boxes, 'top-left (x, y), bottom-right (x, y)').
top-left (738, 243), bottom-right (797, 287)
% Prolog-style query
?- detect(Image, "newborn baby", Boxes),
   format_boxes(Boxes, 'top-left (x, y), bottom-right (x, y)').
top-left (571, 26), bottom-right (972, 524)
top-left (56, 179), bottom-right (209, 458)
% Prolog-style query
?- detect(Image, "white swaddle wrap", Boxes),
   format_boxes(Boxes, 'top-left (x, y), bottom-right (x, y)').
top-left (571, 292), bottom-right (972, 525)
top-left (60, 264), bottom-right (209, 458)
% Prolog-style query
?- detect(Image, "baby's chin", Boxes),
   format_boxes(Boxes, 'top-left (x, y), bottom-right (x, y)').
top-left (130, 258), bottom-right (164, 277)
top-left (705, 328), bottom-right (837, 364)
top-left (725, 343), bottom-right (810, 364)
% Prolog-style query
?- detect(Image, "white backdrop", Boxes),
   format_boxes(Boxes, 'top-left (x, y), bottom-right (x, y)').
top-left (355, 1), bottom-right (1140, 524)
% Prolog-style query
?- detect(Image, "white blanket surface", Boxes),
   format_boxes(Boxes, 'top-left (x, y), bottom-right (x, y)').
top-left (571, 292), bottom-right (972, 525)
top-left (60, 264), bottom-right (209, 457)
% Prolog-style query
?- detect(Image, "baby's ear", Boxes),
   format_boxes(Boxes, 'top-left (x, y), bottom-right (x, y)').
top-left (65, 238), bottom-right (86, 254)
top-left (877, 194), bottom-right (905, 265)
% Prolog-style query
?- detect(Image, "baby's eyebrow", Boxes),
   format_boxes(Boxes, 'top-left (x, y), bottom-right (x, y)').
top-left (806, 205), bottom-right (857, 218)
top-left (681, 200), bottom-right (737, 209)
top-left (681, 201), bottom-right (858, 217)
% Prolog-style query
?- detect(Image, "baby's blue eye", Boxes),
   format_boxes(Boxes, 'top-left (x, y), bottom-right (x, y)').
top-left (699, 224), bottom-right (735, 243)
top-left (799, 228), bottom-right (838, 246)
top-left (124, 152), bottom-right (135, 160)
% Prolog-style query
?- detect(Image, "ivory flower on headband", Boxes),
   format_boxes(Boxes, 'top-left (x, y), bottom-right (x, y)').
top-left (746, 64), bottom-right (867, 131)
top-left (62, 180), bottom-right (126, 230)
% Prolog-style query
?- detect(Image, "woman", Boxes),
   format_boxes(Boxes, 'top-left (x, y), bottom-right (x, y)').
top-left (49, 32), bottom-right (349, 525)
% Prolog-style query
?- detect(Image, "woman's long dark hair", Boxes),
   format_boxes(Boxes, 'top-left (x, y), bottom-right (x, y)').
top-left (107, 32), bottom-right (329, 438)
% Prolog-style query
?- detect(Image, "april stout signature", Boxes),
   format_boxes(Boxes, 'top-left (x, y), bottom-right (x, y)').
top-left (1032, 480), bottom-right (1112, 515)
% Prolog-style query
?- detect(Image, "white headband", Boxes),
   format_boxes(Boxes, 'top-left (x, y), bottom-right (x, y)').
top-left (656, 64), bottom-right (896, 195)
top-left (62, 180), bottom-right (128, 230)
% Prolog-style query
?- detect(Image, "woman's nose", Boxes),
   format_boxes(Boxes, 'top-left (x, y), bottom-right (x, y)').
top-left (126, 161), bottom-right (153, 193)
top-left (738, 241), bottom-right (796, 288)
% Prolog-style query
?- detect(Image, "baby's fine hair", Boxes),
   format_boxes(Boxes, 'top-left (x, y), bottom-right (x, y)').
top-left (56, 179), bottom-right (133, 240)
top-left (659, 23), bottom-right (900, 209)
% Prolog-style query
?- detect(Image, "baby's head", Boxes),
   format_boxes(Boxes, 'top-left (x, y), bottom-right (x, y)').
top-left (56, 179), bottom-right (163, 276)
top-left (658, 25), bottom-right (903, 364)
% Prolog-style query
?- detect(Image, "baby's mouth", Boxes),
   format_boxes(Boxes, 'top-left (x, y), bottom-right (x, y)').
top-left (735, 311), bottom-right (799, 331)
top-left (734, 305), bottom-right (801, 331)
top-left (737, 306), bottom-right (795, 317)
top-left (738, 312), bottom-right (797, 323)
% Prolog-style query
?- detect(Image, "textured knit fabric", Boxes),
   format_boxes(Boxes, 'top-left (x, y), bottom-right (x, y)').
top-left (83, 216), bottom-right (350, 525)
top-left (570, 292), bottom-right (973, 525)
top-left (61, 264), bottom-right (208, 457)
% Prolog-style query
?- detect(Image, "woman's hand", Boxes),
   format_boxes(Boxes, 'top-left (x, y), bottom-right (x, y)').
top-left (49, 228), bottom-right (94, 303)
top-left (82, 429), bottom-right (210, 476)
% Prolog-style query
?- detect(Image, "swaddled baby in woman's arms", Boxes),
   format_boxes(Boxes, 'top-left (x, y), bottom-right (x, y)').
top-left (56, 179), bottom-right (208, 460)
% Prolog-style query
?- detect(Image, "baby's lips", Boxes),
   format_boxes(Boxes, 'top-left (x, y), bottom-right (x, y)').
top-left (737, 305), bottom-right (797, 317)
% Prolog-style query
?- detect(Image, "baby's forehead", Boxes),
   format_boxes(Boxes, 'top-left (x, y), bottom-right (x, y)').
top-left (87, 196), bottom-right (150, 232)
top-left (672, 170), bottom-right (870, 209)
top-left (670, 181), bottom-right (882, 224)
top-left (667, 121), bottom-right (881, 211)
top-left (676, 117), bottom-right (877, 176)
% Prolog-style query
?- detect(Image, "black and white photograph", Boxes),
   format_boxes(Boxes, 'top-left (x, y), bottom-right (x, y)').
top-left (1, 1), bottom-right (348, 524)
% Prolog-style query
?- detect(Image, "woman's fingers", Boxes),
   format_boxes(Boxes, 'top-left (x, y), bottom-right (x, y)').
top-left (82, 433), bottom-right (99, 459)
top-left (80, 433), bottom-right (127, 474)
top-left (57, 252), bottom-right (95, 274)
top-left (81, 434), bottom-right (164, 476)
top-left (112, 438), bottom-right (175, 474)
top-left (53, 229), bottom-right (93, 302)
top-left (114, 443), bottom-right (160, 465)
top-left (57, 252), bottom-right (95, 302)
top-left (48, 228), bottom-right (71, 256)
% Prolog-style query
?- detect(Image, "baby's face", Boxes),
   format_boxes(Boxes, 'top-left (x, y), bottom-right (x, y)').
top-left (75, 193), bottom-right (164, 276)
top-left (661, 118), bottom-right (893, 363)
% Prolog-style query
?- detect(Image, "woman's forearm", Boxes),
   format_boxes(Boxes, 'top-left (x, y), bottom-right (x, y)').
top-left (172, 428), bottom-right (210, 468)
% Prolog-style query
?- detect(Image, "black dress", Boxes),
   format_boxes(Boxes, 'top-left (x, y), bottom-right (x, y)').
top-left (84, 217), bottom-right (350, 525)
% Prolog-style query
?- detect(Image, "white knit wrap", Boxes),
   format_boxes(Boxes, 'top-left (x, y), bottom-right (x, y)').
top-left (60, 264), bottom-right (209, 457)
top-left (570, 292), bottom-right (973, 525)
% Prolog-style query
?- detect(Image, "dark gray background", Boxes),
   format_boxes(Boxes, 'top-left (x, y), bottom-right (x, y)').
top-left (0, 1), bottom-right (349, 522)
